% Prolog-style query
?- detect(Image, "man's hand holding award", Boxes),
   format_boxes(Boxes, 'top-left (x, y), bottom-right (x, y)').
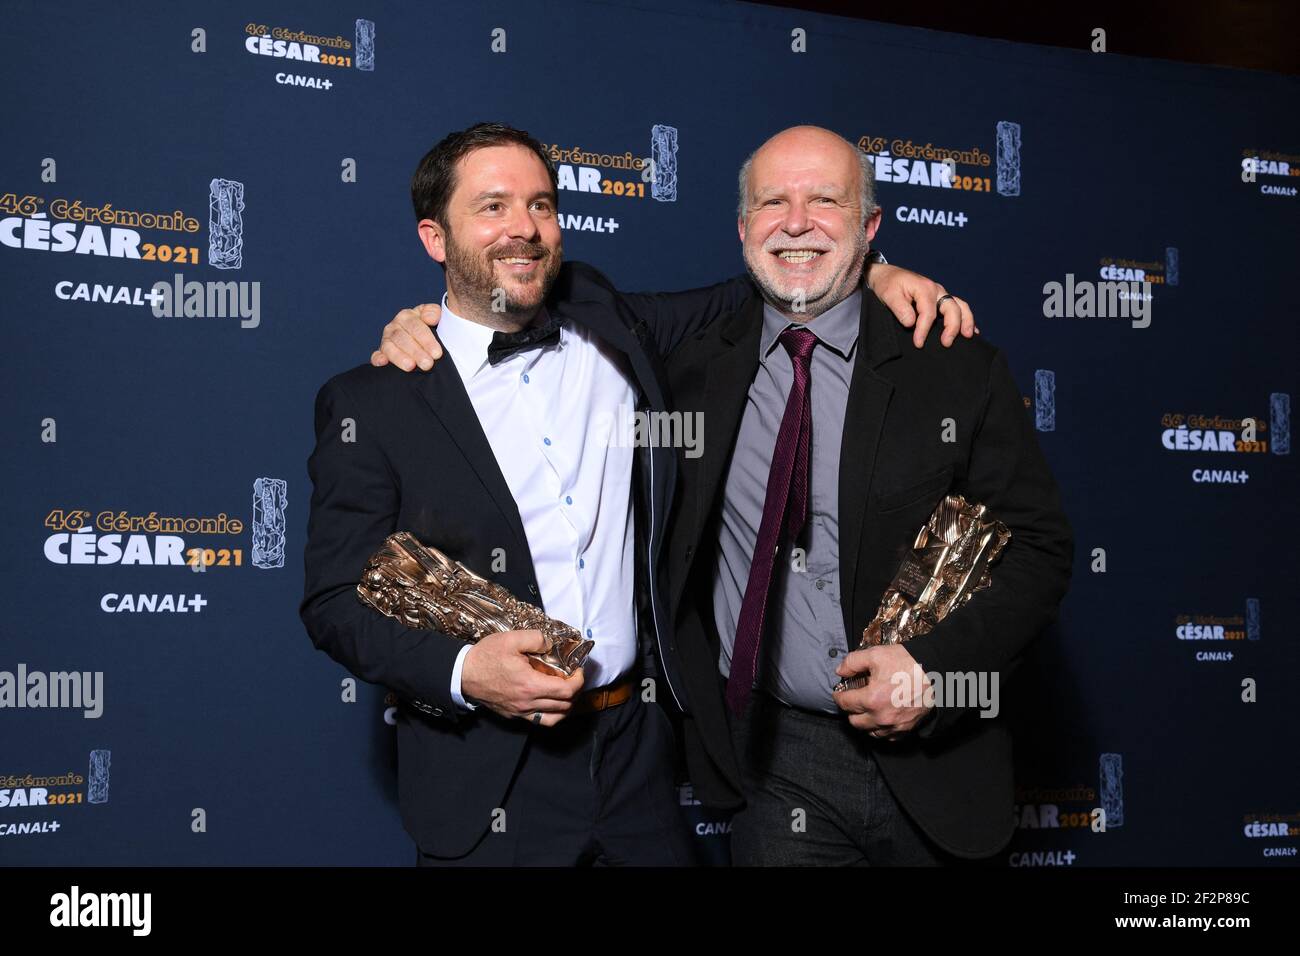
top-left (833, 495), bottom-right (1011, 740)
top-left (357, 531), bottom-right (592, 725)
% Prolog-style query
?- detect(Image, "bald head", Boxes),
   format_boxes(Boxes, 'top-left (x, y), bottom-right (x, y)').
top-left (737, 126), bottom-right (879, 224)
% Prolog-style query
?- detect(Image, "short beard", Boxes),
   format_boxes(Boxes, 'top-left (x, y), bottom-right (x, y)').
top-left (443, 226), bottom-right (562, 327)
top-left (745, 220), bottom-right (870, 319)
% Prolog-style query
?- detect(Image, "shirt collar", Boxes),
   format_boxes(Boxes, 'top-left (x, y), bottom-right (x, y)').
top-left (760, 288), bottom-right (862, 362)
top-left (435, 293), bottom-right (562, 380)
top-left (434, 293), bottom-right (494, 380)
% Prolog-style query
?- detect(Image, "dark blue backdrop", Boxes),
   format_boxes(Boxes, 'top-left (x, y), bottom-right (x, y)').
top-left (1, 0), bottom-right (1296, 866)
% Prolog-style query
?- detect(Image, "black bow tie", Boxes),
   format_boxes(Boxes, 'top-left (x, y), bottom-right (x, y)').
top-left (486, 311), bottom-right (565, 366)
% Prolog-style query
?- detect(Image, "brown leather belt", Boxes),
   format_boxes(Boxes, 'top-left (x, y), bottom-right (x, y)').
top-left (570, 676), bottom-right (635, 715)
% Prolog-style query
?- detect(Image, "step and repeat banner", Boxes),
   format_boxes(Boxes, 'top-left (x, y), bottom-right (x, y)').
top-left (1, 0), bottom-right (1296, 866)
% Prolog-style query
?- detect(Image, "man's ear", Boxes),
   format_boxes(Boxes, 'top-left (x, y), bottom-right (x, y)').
top-left (737, 215), bottom-right (746, 245)
top-left (863, 207), bottom-right (883, 244)
top-left (417, 218), bottom-right (447, 264)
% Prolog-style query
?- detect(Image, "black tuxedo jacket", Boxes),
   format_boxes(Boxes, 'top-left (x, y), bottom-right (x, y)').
top-left (300, 261), bottom-right (750, 857)
top-left (664, 288), bottom-right (1074, 858)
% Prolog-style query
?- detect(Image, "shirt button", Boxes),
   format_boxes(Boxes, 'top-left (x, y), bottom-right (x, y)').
top-left (816, 579), bottom-right (826, 591)
top-left (828, 648), bottom-right (839, 658)
top-left (543, 437), bottom-right (551, 446)
top-left (522, 374), bottom-right (530, 384)
top-left (586, 628), bottom-right (593, 638)
top-left (578, 558), bottom-right (585, 569)
top-left (565, 496), bottom-right (573, 505)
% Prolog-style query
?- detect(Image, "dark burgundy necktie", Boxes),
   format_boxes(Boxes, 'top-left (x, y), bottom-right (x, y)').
top-left (726, 326), bottom-right (817, 716)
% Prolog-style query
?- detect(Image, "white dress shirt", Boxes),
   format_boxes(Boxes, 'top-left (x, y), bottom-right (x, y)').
top-left (434, 293), bottom-right (639, 709)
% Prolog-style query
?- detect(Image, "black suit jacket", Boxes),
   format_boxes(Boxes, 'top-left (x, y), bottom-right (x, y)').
top-left (300, 260), bottom-right (751, 856)
top-left (664, 288), bottom-right (1074, 858)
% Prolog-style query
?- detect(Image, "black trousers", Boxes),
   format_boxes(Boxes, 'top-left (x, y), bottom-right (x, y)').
top-left (728, 690), bottom-right (982, 866)
top-left (417, 692), bottom-right (692, 866)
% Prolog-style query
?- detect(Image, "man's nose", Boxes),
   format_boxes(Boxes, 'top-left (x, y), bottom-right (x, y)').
top-left (504, 202), bottom-right (540, 241)
top-left (780, 205), bottom-right (812, 235)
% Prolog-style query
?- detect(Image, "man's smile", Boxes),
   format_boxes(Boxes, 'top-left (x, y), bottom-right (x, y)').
top-left (493, 252), bottom-right (545, 275)
top-left (771, 247), bottom-right (831, 272)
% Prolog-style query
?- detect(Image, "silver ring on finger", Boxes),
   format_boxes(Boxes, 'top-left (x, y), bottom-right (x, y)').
top-left (935, 293), bottom-right (956, 310)
top-left (531, 712), bottom-right (542, 724)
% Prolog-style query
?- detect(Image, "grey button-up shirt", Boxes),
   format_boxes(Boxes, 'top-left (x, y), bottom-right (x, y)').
top-left (714, 290), bottom-right (860, 713)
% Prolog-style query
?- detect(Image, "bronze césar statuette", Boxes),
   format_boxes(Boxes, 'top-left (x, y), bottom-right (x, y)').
top-left (357, 532), bottom-right (593, 715)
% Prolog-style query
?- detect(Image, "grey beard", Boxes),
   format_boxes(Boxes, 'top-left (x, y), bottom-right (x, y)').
top-left (747, 227), bottom-right (869, 319)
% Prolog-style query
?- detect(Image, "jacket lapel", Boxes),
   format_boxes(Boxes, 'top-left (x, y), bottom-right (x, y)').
top-left (408, 367), bottom-right (532, 563)
top-left (838, 291), bottom-right (901, 643)
top-left (692, 296), bottom-right (764, 551)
